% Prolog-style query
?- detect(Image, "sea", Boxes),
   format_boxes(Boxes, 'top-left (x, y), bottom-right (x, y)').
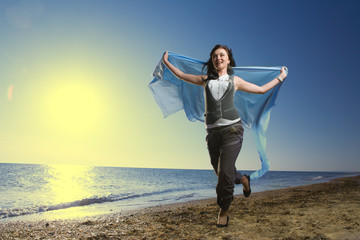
top-left (0, 163), bottom-right (356, 222)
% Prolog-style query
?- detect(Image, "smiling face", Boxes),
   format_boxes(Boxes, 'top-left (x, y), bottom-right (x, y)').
top-left (211, 48), bottom-right (231, 72)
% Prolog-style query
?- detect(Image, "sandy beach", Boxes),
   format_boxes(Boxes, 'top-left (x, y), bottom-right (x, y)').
top-left (0, 175), bottom-right (359, 240)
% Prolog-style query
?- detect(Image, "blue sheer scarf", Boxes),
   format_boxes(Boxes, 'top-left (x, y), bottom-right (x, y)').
top-left (149, 51), bottom-right (285, 180)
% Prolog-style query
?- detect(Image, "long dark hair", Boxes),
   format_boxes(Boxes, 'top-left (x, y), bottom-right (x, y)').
top-left (203, 44), bottom-right (236, 80)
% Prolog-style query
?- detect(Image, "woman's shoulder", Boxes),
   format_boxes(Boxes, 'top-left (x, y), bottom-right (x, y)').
top-left (233, 75), bottom-right (244, 81)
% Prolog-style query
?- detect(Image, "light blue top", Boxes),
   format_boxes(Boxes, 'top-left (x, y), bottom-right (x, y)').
top-left (149, 51), bottom-right (287, 180)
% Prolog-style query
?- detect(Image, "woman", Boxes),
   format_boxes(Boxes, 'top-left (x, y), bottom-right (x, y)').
top-left (162, 45), bottom-right (287, 227)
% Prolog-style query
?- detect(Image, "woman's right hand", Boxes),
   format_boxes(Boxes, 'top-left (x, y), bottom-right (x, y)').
top-left (160, 50), bottom-right (206, 86)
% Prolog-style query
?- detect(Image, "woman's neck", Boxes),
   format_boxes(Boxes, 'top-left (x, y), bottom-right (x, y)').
top-left (217, 69), bottom-right (228, 77)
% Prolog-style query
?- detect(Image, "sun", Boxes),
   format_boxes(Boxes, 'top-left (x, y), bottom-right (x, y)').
top-left (42, 81), bottom-right (107, 137)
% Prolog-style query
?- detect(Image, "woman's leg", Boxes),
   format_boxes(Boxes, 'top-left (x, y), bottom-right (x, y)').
top-left (206, 131), bottom-right (221, 176)
top-left (207, 123), bottom-right (244, 226)
top-left (207, 124), bottom-right (244, 211)
top-left (216, 140), bottom-right (242, 211)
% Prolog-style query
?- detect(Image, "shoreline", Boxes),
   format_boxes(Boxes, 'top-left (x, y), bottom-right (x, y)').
top-left (1, 175), bottom-right (359, 239)
top-left (1, 172), bottom-right (357, 223)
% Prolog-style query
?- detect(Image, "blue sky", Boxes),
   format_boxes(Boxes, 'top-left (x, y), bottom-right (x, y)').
top-left (0, 0), bottom-right (359, 172)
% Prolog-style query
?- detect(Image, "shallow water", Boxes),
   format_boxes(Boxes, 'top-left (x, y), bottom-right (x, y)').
top-left (0, 163), bottom-right (355, 221)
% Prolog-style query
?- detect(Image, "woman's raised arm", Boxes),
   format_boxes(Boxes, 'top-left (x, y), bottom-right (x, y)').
top-left (163, 51), bottom-right (207, 86)
top-left (234, 67), bottom-right (287, 94)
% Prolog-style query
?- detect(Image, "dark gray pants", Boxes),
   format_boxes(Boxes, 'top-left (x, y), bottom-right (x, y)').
top-left (206, 121), bottom-right (244, 211)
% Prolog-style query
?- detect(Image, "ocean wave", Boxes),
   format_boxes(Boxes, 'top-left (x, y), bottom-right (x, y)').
top-left (0, 188), bottom-right (196, 219)
top-left (309, 175), bottom-right (338, 181)
top-left (311, 176), bottom-right (324, 180)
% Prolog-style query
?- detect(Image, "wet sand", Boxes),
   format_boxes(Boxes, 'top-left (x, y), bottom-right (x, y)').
top-left (1, 175), bottom-right (359, 240)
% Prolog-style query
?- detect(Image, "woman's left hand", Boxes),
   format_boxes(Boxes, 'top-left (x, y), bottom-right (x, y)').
top-left (280, 66), bottom-right (288, 79)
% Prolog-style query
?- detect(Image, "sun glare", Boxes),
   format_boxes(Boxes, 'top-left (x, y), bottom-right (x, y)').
top-left (46, 164), bottom-right (95, 204)
top-left (8, 85), bottom-right (14, 100)
top-left (42, 81), bottom-right (107, 137)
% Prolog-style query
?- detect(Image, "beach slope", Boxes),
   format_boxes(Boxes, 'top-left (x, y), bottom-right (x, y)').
top-left (1, 175), bottom-right (359, 239)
